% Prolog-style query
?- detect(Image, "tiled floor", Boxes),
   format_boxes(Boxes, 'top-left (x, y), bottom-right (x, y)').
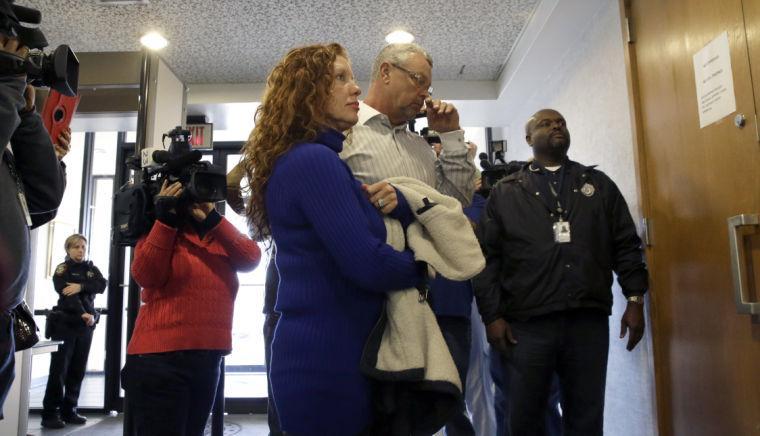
top-left (28, 372), bottom-right (272, 434)
top-left (27, 413), bottom-right (270, 435)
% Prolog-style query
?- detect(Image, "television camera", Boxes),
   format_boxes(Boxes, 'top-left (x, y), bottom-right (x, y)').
top-left (114, 126), bottom-right (227, 246)
top-left (0, 0), bottom-right (79, 96)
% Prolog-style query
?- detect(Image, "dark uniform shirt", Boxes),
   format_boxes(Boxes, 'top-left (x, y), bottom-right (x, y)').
top-left (473, 160), bottom-right (649, 324)
top-left (52, 258), bottom-right (107, 327)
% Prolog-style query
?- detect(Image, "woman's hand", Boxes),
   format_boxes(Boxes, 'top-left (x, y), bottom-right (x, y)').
top-left (155, 180), bottom-right (183, 212)
top-left (62, 282), bottom-right (82, 296)
top-left (81, 313), bottom-right (95, 327)
top-left (362, 181), bottom-right (398, 215)
top-left (158, 180), bottom-right (183, 199)
top-left (188, 202), bottom-right (215, 222)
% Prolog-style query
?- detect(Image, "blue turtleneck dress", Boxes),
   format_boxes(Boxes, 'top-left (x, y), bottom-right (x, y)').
top-left (266, 129), bottom-right (424, 435)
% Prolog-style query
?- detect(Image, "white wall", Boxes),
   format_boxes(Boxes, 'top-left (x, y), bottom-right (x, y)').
top-left (148, 57), bottom-right (186, 149)
top-left (495, 1), bottom-right (657, 435)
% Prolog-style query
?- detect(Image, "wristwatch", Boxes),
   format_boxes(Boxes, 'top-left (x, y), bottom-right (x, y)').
top-left (627, 295), bottom-right (645, 304)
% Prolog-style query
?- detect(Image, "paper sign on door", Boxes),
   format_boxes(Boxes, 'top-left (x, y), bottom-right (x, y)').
top-left (693, 31), bottom-right (737, 128)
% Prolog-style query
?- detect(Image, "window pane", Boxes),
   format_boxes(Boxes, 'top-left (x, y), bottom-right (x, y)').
top-left (92, 132), bottom-right (118, 175)
top-left (89, 178), bottom-right (113, 283)
top-left (29, 131), bottom-right (100, 407)
top-left (222, 153), bottom-right (268, 398)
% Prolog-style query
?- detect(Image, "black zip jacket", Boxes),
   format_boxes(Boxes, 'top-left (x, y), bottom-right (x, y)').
top-left (0, 76), bottom-right (67, 312)
top-left (473, 160), bottom-right (648, 324)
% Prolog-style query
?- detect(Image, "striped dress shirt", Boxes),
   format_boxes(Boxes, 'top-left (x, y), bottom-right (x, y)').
top-left (340, 102), bottom-right (476, 206)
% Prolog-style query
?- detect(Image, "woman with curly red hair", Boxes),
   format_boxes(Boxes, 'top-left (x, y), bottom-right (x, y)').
top-left (242, 43), bottom-right (426, 435)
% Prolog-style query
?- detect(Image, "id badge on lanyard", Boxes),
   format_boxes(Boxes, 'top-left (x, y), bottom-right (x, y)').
top-left (547, 175), bottom-right (570, 243)
top-left (553, 219), bottom-right (571, 243)
top-left (4, 150), bottom-right (33, 227)
top-left (18, 192), bottom-right (32, 226)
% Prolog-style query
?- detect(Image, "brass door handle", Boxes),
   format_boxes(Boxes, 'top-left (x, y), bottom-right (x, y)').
top-left (727, 214), bottom-right (760, 315)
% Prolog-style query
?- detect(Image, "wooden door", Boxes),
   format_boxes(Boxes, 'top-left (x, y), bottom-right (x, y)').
top-left (626, 0), bottom-right (760, 434)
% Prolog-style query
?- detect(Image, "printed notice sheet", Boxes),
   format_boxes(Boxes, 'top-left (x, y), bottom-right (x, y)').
top-left (693, 31), bottom-right (737, 128)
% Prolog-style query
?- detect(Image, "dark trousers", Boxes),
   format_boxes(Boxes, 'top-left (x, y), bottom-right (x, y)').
top-left (502, 309), bottom-right (609, 436)
top-left (0, 311), bottom-right (14, 420)
top-left (121, 350), bottom-right (222, 436)
top-left (437, 315), bottom-right (476, 436)
top-left (491, 349), bottom-right (562, 436)
top-left (264, 312), bottom-right (283, 436)
top-left (42, 327), bottom-right (94, 414)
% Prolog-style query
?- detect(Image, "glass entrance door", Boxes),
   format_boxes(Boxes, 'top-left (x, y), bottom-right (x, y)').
top-left (211, 148), bottom-right (270, 412)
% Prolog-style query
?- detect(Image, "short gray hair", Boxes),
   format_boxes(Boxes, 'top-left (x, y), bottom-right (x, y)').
top-left (371, 43), bottom-right (433, 81)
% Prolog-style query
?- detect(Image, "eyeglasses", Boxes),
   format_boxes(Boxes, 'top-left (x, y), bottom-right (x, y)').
top-left (391, 63), bottom-right (433, 95)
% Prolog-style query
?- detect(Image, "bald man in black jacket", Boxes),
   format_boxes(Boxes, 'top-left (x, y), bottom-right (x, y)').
top-left (474, 109), bottom-right (648, 436)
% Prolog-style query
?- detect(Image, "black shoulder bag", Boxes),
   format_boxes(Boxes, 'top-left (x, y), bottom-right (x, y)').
top-left (12, 301), bottom-right (39, 351)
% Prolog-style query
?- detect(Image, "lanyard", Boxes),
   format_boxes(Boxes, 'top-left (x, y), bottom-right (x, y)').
top-left (3, 149), bottom-right (32, 227)
top-left (546, 168), bottom-right (567, 219)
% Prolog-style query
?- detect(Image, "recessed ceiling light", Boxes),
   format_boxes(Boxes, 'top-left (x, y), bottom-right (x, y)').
top-left (385, 30), bottom-right (414, 44)
top-left (140, 32), bottom-right (168, 50)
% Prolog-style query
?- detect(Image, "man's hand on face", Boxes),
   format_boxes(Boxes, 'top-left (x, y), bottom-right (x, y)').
top-left (424, 98), bottom-right (460, 133)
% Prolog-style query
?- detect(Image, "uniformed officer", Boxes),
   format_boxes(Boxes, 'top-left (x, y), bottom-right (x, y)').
top-left (41, 234), bottom-right (106, 429)
top-left (473, 109), bottom-right (649, 436)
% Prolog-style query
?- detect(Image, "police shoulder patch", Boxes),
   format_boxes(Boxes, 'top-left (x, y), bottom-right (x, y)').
top-left (86, 271), bottom-right (95, 278)
top-left (581, 183), bottom-right (595, 197)
top-left (55, 264), bottom-right (67, 276)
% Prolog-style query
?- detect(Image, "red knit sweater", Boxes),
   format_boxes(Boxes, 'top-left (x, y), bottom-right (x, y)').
top-left (127, 217), bottom-right (261, 355)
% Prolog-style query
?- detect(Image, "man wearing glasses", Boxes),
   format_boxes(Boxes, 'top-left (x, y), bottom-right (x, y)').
top-left (340, 43), bottom-right (477, 435)
top-left (340, 43), bottom-right (475, 209)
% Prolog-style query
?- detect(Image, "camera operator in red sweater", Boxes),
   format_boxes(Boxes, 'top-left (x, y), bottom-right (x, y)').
top-left (121, 180), bottom-right (261, 436)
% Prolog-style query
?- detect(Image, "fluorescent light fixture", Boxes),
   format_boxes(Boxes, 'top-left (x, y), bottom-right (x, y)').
top-left (385, 30), bottom-right (414, 44)
top-left (140, 32), bottom-right (168, 50)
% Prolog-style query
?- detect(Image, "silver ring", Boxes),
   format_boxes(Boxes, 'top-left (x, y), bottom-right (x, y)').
top-left (377, 198), bottom-right (385, 207)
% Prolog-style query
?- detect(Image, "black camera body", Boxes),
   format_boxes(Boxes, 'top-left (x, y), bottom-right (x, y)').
top-left (148, 126), bottom-right (227, 203)
top-left (478, 152), bottom-right (525, 197)
top-left (113, 126), bottom-right (227, 246)
top-left (0, 0), bottom-right (79, 96)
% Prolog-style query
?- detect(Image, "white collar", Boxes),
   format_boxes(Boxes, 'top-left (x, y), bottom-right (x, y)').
top-left (357, 101), bottom-right (384, 126)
